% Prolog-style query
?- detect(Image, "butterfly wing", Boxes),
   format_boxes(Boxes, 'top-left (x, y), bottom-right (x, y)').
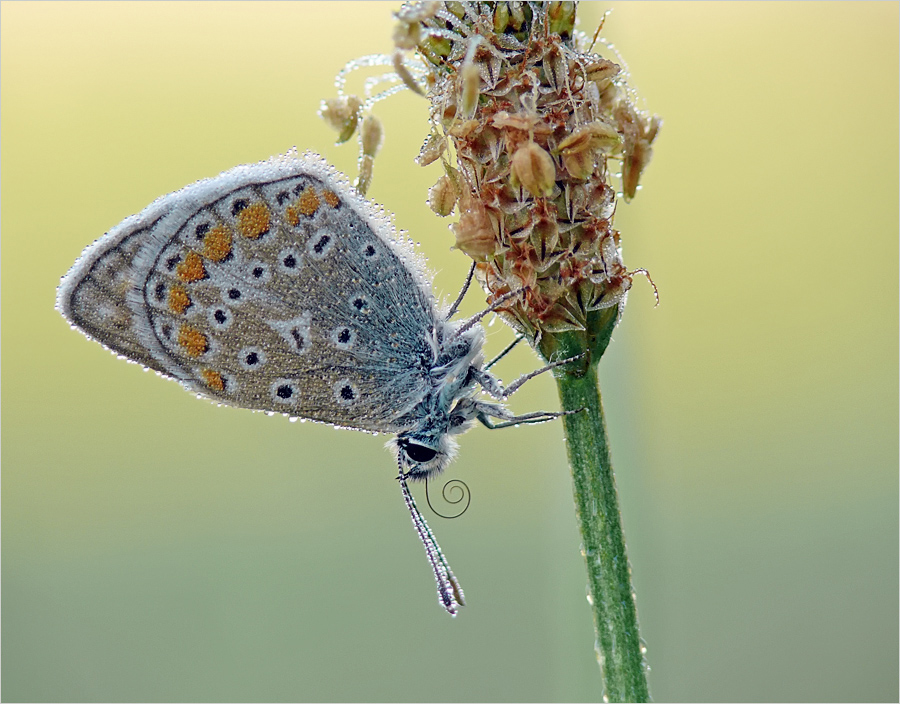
top-left (57, 153), bottom-right (439, 433)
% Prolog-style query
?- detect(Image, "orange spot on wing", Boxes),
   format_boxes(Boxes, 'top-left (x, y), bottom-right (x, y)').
top-left (203, 226), bottom-right (233, 261)
top-left (322, 190), bottom-right (340, 208)
top-left (177, 252), bottom-right (206, 282)
top-left (178, 325), bottom-right (208, 357)
top-left (167, 285), bottom-right (191, 314)
top-left (237, 202), bottom-right (270, 239)
top-left (298, 187), bottom-right (320, 215)
top-left (286, 187), bottom-right (320, 226)
top-left (201, 368), bottom-right (225, 392)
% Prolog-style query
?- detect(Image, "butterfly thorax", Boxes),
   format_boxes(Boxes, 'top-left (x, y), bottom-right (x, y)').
top-left (391, 321), bottom-right (490, 479)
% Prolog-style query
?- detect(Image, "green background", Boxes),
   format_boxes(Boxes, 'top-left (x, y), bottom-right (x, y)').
top-left (2, 2), bottom-right (897, 701)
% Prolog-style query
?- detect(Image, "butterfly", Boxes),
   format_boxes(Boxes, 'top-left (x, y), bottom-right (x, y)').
top-left (57, 151), bottom-right (578, 615)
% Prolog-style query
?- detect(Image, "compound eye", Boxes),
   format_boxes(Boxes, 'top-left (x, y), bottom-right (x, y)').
top-left (404, 443), bottom-right (438, 463)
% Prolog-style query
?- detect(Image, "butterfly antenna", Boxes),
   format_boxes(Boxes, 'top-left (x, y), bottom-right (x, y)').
top-left (446, 261), bottom-right (476, 319)
top-left (398, 471), bottom-right (465, 616)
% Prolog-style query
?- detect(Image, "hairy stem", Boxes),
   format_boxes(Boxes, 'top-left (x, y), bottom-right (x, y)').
top-left (548, 311), bottom-right (649, 702)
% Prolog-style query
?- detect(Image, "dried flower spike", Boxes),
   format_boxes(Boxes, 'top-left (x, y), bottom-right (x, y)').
top-left (397, 0), bottom-right (660, 358)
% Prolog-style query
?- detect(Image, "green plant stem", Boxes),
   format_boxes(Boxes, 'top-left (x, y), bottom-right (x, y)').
top-left (556, 366), bottom-right (648, 702)
top-left (541, 309), bottom-right (648, 702)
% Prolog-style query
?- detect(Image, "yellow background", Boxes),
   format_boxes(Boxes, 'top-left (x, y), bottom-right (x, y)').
top-left (2, 2), bottom-right (897, 701)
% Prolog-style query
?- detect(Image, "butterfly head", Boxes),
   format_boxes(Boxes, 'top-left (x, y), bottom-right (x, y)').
top-left (392, 432), bottom-right (458, 480)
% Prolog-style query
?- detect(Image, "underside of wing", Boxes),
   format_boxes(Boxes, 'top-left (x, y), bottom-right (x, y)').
top-left (58, 153), bottom-right (440, 433)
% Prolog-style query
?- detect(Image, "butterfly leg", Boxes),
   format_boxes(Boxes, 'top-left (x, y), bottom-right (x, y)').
top-left (476, 407), bottom-right (583, 430)
top-left (484, 334), bottom-right (526, 371)
top-left (453, 287), bottom-right (525, 336)
top-left (472, 352), bottom-right (587, 400)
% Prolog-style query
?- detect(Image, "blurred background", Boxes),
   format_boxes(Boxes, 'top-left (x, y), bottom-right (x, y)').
top-left (2, 2), bottom-right (897, 701)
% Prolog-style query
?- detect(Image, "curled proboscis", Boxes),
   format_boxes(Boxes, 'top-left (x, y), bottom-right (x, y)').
top-left (425, 477), bottom-right (471, 519)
